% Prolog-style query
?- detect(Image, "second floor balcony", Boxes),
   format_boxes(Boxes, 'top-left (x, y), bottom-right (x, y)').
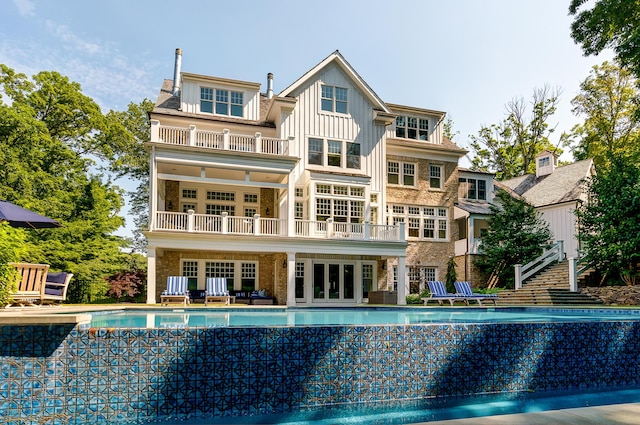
top-left (153, 211), bottom-right (405, 242)
top-left (150, 121), bottom-right (294, 156)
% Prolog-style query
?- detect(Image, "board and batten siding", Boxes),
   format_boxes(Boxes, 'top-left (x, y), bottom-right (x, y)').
top-left (538, 202), bottom-right (580, 259)
top-left (281, 63), bottom-right (387, 193)
top-left (179, 80), bottom-right (262, 121)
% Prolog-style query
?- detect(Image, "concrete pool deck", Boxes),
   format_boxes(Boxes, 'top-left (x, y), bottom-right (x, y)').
top-left (421, 402), bottom-right (640, 424)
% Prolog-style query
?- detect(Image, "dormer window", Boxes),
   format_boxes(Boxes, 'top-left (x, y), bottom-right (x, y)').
top-left (396, 115), bottom-right (429, 140)
top-left (459, 178), bottom-right (487, 200)
top-left (200, 87), bottom-right (243, 117)
top-left (321, 85), bottom-right (348, 114)
top-left (539, 156), bottom-right (550, 167)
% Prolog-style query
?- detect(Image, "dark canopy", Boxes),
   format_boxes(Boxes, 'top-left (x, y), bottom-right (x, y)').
top-left (0, 200), bottom-right (61, 229)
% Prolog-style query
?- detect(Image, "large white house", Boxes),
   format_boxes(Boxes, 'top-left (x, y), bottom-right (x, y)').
top-left (145, 49), bottom-right (466, 305)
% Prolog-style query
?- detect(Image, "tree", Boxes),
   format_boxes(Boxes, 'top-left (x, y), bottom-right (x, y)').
top-left (0, 65), bottom-right (131, 302)
top-left (469, 86), bottom-right (563, 180)
top-left (477, 190), bottom-right (552, 288)
top-left (443, 117), bottom-right (459, 141)
top-left (0, 223), bottom-right (26, 305)
top-left (569, 60), bottom-right (640, 167)
top-left (570, 0), bottom-right (640, 80)
top-left (445, 257), bottom-right (457, 294)
top-left (576, 154), bottom-right (640, 285)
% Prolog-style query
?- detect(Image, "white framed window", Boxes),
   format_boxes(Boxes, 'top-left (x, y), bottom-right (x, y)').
top-left (244, 194), bottom-right (258, 203)
top-left (308, 137), bottom-right (361, 170)
top-left (459, 178), bottom-right (487, 200)
top-left (200, 88), bottom-right (214, 113)
top-left (182, 261), bottom-right (199, 291)
top-left (539, 156), bottom-right (550, 167)
top-left (182, 189), bottom-right (198, 199)
top-left (429, 164), bottom-right (443, 189)
top-left (387, 161), bottom-right (416, 187)
top-left (182, 203), bottom-right (196, 212)
top-left (314, 183), bottom-right (365, 224)
top-left (395, 115), bottom-right (429, 140)
top-left (321, 85), bottom-right (348, 114)
top-left (200, 88), bottom-right (243, 117)
top-left (207, 191), bottom-right (235, 201)
top-left (389, 204), bottom-right (449, 241)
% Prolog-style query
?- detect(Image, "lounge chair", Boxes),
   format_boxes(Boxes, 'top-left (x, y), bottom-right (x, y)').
top-left (9, 262), bottom-right (49, 306)
top-left (161, 276), bottom-right (190, 306)
top-left (454, 281), bottom-right (498, 306)
top-left (42, 272), bottom-right (73, 304)
top-left (205, 277), bottom-right (233, 305)
top-left (421, 281), bottom-right (469, 306)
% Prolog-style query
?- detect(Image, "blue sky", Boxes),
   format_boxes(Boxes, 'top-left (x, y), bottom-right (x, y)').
top-left (1, 0), bottom-right (611, 236)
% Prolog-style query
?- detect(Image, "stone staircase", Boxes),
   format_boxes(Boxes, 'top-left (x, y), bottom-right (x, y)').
top-left (496, 261), bottom-right (603, 306)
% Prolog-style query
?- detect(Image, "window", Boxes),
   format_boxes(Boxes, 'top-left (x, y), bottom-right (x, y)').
top-left (308, 137), bottom-right (360, 169)
top-left (539, 156), bottom-right (550, 167)
top-left (244, 194), bottom-right (258, 203)
top-left (459, 178), bottom-right (487, 200)
top-left (387, 161), bottom-right (416, 187)
top-left (241, 263), bottom-right (256, 292)
top-left (321, 85), bottom-right (347, 113)
top-left (206, 204), bottom-right (235, 215)
top-left (182, 189), bottom-right (197, 199)
top-left (206, 261), bottom-right (235, 292)
top-left (182, 261), bottom-right (198, 291)
top-left (389, 204), bottom-right (448, 241)
top-left (200, 88), bottom-right (243, 117)
top-left (295, 262), bottom-right (305, 299)
top-left (182, 203), bottom-right (196, 213)
top-left (429, 165), bottom-right (443, 189)
top-left (200, 88), bottom-right (214, 113)
top-left (314, 183), bottom-right (365, 223)
top-left (207, 191), bottom-right (235, 201)
top-left (308, 138), bottom-right (323, 165)
top-left (395, 115), bottom-right (429, 140)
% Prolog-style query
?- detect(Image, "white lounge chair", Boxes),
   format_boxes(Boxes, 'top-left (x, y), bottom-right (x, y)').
top-left (161, 276), bottom-right (190, 306)
top-left (205, 277), bottom-right (232, 305)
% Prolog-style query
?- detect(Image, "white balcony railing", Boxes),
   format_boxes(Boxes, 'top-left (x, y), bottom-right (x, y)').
top-left (155, 212), bottom-right (403, 242)
top-left (151, 121), bottom-right (291, 156)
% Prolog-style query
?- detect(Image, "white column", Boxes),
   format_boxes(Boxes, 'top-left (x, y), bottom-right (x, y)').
top-left (286, 252), bottom-right (296, 306)
top-left (147, 247), bottom-right (157, 304)
top-left (397, 256), bottom-right (407, 305)
top-left (568, 257), bottom-right (578, 292)
top-left (287, 175), bottom-right (295, 237)
top-left (150, 119), bottom-right (160, 142)
top-left (514, 264), bottom-right (522, 290)
top-left (149, 147), bottom-right (157, 230)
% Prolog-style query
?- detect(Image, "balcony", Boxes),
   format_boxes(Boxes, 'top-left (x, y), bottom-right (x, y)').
top-left (154, 211), bottom-right (404, 242)
top-left (150, 121), bottom-right (293, 156)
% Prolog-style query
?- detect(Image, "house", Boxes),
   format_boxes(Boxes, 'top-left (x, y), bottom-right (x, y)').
top-left (500, 151), bottom-right (595, 259)
top-left (144, 49), bottom-right (466, 305)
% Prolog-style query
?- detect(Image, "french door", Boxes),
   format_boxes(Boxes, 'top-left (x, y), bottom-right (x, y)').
top-left (312, 262), bottom-right (355, 301)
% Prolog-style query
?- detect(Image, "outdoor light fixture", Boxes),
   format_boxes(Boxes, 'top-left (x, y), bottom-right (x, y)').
top-left (266, 207), bottom-right (271, 216)
top-left (282, 259), bottom-right (287, 269)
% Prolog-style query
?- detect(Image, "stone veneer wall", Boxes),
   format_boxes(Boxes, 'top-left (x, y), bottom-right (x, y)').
top-left (3, 317), bottom-right (640, 424)
top-left (454, 254), bottom-right (490, 288)
top-left (165, 181), bottom-right (179, 212)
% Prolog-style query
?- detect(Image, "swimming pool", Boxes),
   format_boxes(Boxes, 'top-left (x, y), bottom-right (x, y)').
top-left (3, 306), bottom-right (640, 424)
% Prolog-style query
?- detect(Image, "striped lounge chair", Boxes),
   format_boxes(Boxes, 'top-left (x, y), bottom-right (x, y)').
top-left (422, 281), bottom-right (469, 306)
top-left (161, 276), bottom-right (190, 306)
top-left (454, 281), bottom-right (498, 306)
top-left (205, 277), bottom-right (232, 305)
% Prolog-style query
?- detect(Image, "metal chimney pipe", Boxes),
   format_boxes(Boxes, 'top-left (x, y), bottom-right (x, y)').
top-left (266, 73), bottom-right (274, 99)
top-left (172, 48), bottom-right (183, 96)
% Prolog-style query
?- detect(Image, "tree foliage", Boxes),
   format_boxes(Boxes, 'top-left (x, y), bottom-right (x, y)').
top-left (0, 223), bottom-right (27, 305)
top-left (570, 0), bottom-right (640, 80)
top-left (477, 190), bottom-right (552, 288)
top-left (445, 257), bottom-right (457, 293)
top-left (569, 60), bottom-right (640, 167)
top-left (576, 155), bottom-right (640, 285)
top-left (0, 65), bottom-right (139, 302)
top-left (107, 269), bottom-right (146, 301)
top-left (469, 86), bottom-right (563, 180)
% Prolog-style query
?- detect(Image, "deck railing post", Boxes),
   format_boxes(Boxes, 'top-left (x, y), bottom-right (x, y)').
top-left (150, 120), bottom-right (160, 142)
top-left (568, 257), bottom-right (578, 292)
top-left (187, 209), bottom-right (195, 232)
top-left (326, 218), bottom-right (333, 239)
top-left (254, 214), bottom-right (261, 236)
top-left (223, 129), bottom-right (230, 150)
top-left (188, 125), bottom-right (197, 147)
top-left (221, 212), bottom-right (228, 234)
top-left (255, 132), bottom-right (262, 153)
top-left (364, 221), bottom-right (371, 240)
top-left (558, 240), bottom-right (565, 262)
top-left (398, 222), bottom-right (406, 242)
top-left (515, 264), bottom-right (522, 290)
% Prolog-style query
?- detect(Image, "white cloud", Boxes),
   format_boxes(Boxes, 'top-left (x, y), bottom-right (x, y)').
top-left (12, 0), bottom-right (35, 17)
top-left (44, 20), bottom-right (101, 55)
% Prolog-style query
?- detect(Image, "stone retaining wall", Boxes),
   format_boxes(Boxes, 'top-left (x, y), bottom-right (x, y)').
top-left (582, 286), bottom-right (640, 306)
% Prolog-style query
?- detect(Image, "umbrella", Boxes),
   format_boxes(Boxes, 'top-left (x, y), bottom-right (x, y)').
top-left (0, 199), bottom-right (61, 229)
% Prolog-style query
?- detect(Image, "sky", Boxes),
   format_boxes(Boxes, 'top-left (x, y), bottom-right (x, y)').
top-left (1, 0), bottom-right (612, 237)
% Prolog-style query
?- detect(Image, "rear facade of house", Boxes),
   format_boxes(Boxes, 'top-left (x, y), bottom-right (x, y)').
top-left (145, 49), bottom-right (466, 306)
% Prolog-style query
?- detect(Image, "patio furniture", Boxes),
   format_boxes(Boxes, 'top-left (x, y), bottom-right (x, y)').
top-left (9, 262), bottom-right (50, 306)
top-left (42, 272), bottom-right (73, 304)
top-left (205, 277), bottom-right (233, 305)
top-left (454, 281), bottom-right (498, 306)
top-left (161, 276), bottom-right (190, 306)
top-left (422, 281), bottom-right (469, 306)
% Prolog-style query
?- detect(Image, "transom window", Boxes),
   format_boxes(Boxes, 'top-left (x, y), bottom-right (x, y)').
top-left (207, 191), bottom-right (235, 201)
top-left (395, 115), bottom-right (429, 140)
top-left (459, 178), bottom-right (487, 200)
top-left (387, 161), bottom-right (416, 187)
top-left (321, 85), bottom-right (348, 114)
top-left (200, 87), bottom-right (243, 117)
top-left (388, 204), bottom-right (448, 241)
top-left (182, 189), bottom-right (197, 199)
top-left (314, 183), bottom-right (365, 223)
top-left (308, 137), bottom-right (361, 170)
top-left (429, 164), bottom-right (443, 189)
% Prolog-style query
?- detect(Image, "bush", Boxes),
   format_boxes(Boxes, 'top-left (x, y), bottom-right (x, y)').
top-left (106, 269), bottom-right (146, 302)
top-left (0, 223), bottom-right (27, 306)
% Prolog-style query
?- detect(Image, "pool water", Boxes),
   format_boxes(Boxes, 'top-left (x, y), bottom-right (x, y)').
top-left (86, 306), bottom-right (640, 328)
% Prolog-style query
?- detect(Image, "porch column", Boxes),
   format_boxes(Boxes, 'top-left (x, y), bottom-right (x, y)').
top-left (397, 255), bottom-right (407, 305)
top-left (287, 175), bottom-right (295, 237)
top-left (149, 147), bottom-right (157, 230)
top-left (147, 247), bottom-right (157, 304)
top-left (286, 252), bottom-right (296, 306)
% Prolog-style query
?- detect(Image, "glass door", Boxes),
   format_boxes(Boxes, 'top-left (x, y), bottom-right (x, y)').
top-left (312, 262), bottom-right (356, 302)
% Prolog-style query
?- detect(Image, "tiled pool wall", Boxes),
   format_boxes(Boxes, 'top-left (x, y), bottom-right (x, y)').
top-left (2, 321), bottom-right (640, 424)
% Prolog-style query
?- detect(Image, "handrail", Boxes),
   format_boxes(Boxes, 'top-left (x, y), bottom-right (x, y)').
top-left (514, 241), bottom-right (564, 290)
top-left (568, 256), bottom-right (592, 292)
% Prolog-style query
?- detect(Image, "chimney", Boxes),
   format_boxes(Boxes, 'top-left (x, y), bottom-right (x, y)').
top-left (266, 73), bottom-right (274, 99)
top-left (172, 48), bottom-right (182, 96)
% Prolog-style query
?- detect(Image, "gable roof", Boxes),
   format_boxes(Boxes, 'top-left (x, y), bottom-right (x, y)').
top-left (500, 159), bottom-right (595, 207)
top-left (279, 50), bottom-right (390, 113)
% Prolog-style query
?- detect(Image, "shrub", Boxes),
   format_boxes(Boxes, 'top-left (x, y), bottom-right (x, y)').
top-left (0, 223), bottom-right (27, 306)
top-left (106, 269), bottom-right (146, 302)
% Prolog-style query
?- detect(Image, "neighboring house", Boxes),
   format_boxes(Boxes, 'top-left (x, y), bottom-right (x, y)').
top-left (145, 49), bottom-right (466, 305)
top-left (500, 151), bottom-right (595, 260)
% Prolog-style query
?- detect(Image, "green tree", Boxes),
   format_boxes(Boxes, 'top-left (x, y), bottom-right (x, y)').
top-left (445, 257), bottom-right (457, 293)
top-left (0, 223), bottom-right (27, 305)
top-left (470, 86), bottom-right (563, 180)
top-left (576, 155), bottom-right (640, 285)
top-left (569, 60), bottom-right (640, 167)
top-left (0, 65), bottom-right (131, 302)
top-left (570, 0), bottom-right (640, 80)
top-left (477, 190), bottom-right (552, 288)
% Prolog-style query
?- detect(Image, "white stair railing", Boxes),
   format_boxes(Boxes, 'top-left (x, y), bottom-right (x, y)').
top-left (514, 241), bottom-right (564, 290)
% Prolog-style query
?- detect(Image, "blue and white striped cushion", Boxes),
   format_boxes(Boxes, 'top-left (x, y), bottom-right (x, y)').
top-left (206, 277), bottom-right (229, 296)
top-left (163, 276), bottom-right (188, 295)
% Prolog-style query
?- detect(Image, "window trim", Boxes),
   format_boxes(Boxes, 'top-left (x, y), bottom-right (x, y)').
top-left (388, 204), bottom-right (449, 241)
top-left (387, 161), bottom-right (417, 188)
top-left (320, 84), bottom-right (348, 114)
top-left (429, 164), bottom-right (444, 190)
top-left (307, 137), bottom-right (361, 170)
top-left (199, 86), bottom-right (244, 118)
